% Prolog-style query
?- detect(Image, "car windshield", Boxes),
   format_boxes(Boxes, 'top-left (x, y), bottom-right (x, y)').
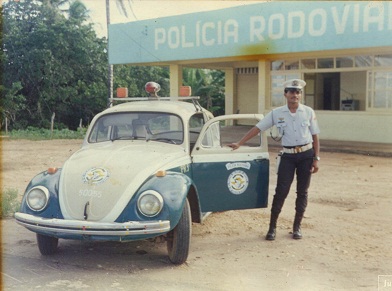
top-left (88, 112), bottom-right (184, 144)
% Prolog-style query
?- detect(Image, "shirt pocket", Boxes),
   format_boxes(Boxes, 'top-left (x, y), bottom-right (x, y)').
top-left (276, 122), bottom-right (287, 135)
top-left (301, 120), bottom-right (310, 127)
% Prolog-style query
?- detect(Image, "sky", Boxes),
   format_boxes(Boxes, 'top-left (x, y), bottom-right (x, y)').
top-left (80, 0), bottom-right (258, 37)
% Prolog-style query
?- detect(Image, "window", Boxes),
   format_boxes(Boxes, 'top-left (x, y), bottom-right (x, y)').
top-left (201, 121), bottom-right (221, 148)
top-left (375, 54), bottom-right (392, 67)
top-left (200, 119), bottom-right (262, 149)
top-left (301, 59), bottom-right (316, 69)
top-left (270, 74), bottom-right (300, 107)
top-left (285, 60), bottom-right (299, 70)
top-left (368, 71), bottom-right (392, 109)
top-left (271, 60), bottom-right (284, 71)
top-left (355, 56), bottom-right (372, 67)
top-left (189, 113), bottom-right (205, 149)
top-left (88, 112), bottom-right (184, 143)
top-left (270, 54), bottom-right (392, 110)
top-left (336, 57), bottom-right (354, 68)
top-left (271, 60), bottom-right (299, 71)
top-left (318, 58), bottom-right (334, 69)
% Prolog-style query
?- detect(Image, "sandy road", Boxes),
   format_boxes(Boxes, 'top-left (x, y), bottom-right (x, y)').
top-left (2, 139), bottom-right (392, 290)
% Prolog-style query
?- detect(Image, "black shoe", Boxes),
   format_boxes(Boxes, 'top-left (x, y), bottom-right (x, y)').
top-left (293, 229), bottom-right (302, 239)
top-left (265, 228), bottom-right (276, 240)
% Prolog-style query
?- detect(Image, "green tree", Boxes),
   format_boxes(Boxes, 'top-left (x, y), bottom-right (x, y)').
top-left (2, 0), bottom-right (108, 130)
top-left (183, 68), bottom-right (225, 116)
top-left (113, 65), bottom-right (169, 98)
top-left (1, 82), bottom-right (27, 128)
top-left (1, 0), bottom-right (226, 132)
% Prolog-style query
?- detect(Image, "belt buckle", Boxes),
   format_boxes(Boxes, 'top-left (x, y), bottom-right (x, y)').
top-left (294, 146), bottom-right (302, 153)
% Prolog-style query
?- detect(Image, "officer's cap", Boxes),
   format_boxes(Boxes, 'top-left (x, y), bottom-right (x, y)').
top-left (283, 79), bottom-right (306, 90)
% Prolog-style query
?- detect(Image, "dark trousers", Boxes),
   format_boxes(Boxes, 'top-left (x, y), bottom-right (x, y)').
top-left (271, 149), bottom-right (314, 215)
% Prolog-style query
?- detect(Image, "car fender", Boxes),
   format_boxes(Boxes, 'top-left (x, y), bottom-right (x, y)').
top-left (116, 172), bottom-right (200, 230)
top-left (19, 169), bottom-right (63, 218)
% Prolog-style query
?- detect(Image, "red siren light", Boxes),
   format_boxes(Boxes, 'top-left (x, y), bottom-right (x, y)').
top-left (145, 82), bottom-right (161, 94)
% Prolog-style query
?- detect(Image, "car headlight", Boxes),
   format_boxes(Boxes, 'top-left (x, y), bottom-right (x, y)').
top-left (26, 186), bottom-right (49, 211)
top-left (137, 190), bottom-right (164, 217)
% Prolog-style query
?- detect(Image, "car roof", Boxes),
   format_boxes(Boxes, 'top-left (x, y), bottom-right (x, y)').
top-left (101, 100), bottom-right (207, 120)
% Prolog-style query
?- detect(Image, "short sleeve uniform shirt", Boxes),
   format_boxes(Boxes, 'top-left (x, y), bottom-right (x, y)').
top-left (255, 104), bottom-right (320, 147)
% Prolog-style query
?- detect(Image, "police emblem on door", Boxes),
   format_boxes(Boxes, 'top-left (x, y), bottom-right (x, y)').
top-left (227, 170), bottom-right (249, 195)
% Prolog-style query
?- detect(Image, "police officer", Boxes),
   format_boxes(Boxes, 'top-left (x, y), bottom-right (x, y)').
top-left (228, 79), bottom-right (320, 240)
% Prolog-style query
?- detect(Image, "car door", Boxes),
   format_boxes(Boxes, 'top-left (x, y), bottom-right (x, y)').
top-left (191, 114), bottom-right (269, 212)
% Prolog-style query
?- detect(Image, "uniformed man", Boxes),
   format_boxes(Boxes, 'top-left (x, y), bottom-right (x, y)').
top-left (228, 79), bottom-right (320, 240)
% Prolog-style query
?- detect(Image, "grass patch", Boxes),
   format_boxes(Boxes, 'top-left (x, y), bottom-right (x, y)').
top-left (2, 127), bottom-right (86, 140)
top-left (1, 188), bottom-right (21, 218)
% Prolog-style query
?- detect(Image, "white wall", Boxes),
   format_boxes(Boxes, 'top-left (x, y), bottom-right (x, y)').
top-left (316, 111), bottom-right (392, 143)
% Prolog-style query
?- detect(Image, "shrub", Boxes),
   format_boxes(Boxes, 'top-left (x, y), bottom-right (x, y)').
top-left (2, 127), bottom-right (86, 140)
top-left (1, 188), bottom-right (20, 218)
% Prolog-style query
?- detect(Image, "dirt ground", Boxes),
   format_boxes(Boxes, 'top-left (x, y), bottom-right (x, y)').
top-left (1, 139), bottom-right (392, 290)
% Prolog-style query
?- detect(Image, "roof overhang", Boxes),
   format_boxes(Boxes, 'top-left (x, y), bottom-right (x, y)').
top-left (109, 1), bottom-right (392, 66)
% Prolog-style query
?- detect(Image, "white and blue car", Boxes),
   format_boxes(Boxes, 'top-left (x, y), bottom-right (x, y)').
top-left (15, 86), bottom-right (270, 264)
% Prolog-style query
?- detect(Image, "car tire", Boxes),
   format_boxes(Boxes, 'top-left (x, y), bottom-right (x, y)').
top-left (36, 233), bottom-right (59, 255)
top-left (167, 198), bottom-right (191, 265)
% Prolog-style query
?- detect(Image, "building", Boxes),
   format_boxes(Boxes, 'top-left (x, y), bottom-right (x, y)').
top-left (109, 1), bottom-right (392, 144)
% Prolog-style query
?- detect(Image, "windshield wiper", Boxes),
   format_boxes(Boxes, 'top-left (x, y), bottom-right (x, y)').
top-left (110, 136), bottom-right (135, 142)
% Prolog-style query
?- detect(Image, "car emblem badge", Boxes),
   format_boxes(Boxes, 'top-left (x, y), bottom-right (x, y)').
top-left (227, 170), bottom-right (249, 195)
top-left (82, 167), bottom-right (110, 185)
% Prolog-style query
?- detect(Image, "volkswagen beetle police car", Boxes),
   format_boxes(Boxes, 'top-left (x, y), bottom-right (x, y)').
top-left (15, 83), bottom-right (270, 264)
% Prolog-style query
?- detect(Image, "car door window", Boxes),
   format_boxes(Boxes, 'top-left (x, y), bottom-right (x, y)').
top-left (199, 118), bottom-right (262, 150)
top-left (189, 113), bottom-right (205, 151)
top-left (201, 121), bottom-right (221, 148)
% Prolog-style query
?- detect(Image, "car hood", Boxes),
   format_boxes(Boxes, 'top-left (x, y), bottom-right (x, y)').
top-left (59, 141), bottom-right (188, 222)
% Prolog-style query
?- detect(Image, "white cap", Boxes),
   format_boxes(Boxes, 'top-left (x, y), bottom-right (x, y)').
top-left (283, 79), bottom-right (306, 89)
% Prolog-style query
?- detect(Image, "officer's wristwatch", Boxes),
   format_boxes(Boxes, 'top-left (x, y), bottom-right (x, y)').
top-left (313, 156), bottom-right (320, 161)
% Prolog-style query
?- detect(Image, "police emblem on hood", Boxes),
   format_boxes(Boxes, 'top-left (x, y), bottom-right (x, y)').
top-left (82, 167), bottom-right (110, 185)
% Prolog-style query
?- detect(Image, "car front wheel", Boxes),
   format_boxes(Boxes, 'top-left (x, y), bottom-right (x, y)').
top-left (36, 233), bottom-right (59, 255)
top-left (166, 198), bottom-right (191, 264)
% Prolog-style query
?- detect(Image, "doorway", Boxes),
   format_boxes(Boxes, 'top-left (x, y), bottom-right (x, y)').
top-left (305, 73), bottom-right (340, 110)
top-left (323, 73), bottom-right (340, 110)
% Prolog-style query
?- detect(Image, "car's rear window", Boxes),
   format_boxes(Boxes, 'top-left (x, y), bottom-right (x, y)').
top-left (88, 112), bottom-right (184, 144)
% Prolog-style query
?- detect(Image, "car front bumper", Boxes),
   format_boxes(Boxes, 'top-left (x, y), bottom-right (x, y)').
top-left (15, 212), bottom-right (170, 239)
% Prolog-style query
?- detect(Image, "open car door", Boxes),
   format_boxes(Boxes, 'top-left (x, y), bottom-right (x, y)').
top-left (191, 114), bottom-right (269, 213)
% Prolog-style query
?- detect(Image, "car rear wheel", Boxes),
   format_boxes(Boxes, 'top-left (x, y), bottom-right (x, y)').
top-left (166, 198), bottom-right (191, 264)
top-left (36, 233), bottom-right (58, 255)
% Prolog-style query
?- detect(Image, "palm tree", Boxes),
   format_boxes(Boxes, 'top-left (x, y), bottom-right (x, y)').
top-left (68, 1), bottom-right (89, 22)
top-left (40, 0), bottom-right (70, 8)
top-left (39, 0), bottom-right (88, 24)
top-left (183, 68), bottom-right (225, 115)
